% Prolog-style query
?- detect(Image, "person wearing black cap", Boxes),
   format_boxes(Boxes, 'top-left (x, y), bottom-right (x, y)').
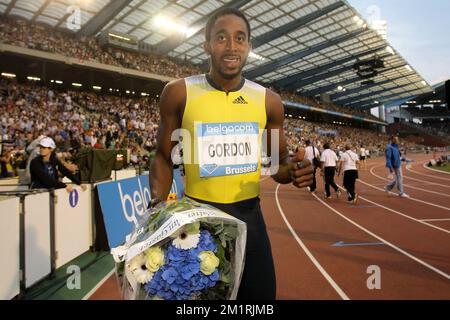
top-left (30, 137), bottom-right (86, 192)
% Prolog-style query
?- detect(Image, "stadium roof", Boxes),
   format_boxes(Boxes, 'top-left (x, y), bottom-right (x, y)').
top-left (0, 0), bottom-right (432, 110)
top-left (385, 79), bottom-right (449, 109)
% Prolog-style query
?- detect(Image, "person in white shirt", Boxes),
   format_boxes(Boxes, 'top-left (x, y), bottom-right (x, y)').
top-left (303, 140), bottom-right (320, 192)
top-left (336, 146), bottom-right (344, 160)
top-left (337, 144), bottom-right (359, 204)
top-left (320, 142), bottom-right (341, 199)
top-left (359, 144), bottom-right (366, 170)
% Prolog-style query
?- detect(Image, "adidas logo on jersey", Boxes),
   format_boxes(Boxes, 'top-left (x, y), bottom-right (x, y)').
top-left (232, 96), bottom-right (248, 104)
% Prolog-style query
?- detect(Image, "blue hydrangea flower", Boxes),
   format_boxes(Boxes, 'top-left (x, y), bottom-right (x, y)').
top-left (144, 229), bottom-right (220, 300)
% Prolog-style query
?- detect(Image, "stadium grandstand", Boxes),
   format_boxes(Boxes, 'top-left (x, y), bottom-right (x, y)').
top-left (1, 0), bottom-right (449, 303)
top-left (385, 80), bottom-right (450, 146)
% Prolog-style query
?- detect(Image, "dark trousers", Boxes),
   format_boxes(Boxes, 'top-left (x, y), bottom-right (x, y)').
top-left (310, 167), bottom-right (318, 191)
top-left (324, 166), bottom-right (339, 197)
top-left (188, 196), bottom-right (276, 300)
top-left (343, 170), bottom-right (358, 200)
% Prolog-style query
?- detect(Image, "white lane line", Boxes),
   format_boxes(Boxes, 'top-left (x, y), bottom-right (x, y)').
top-left (421, 163), bottom-right (450, 177)
top-left (275, 184), bottom-right (350, 300)
top-left (403, 172), bottom-right (450, 189)
top-left (369, 165), bottom-right (450, 198)
top-left (310, 192), bottom-right (450, 281)
top-left (357, 178), bottom-right (450, 211)
top-left (82, 268), bottom-right (115, 300)
top-left (336, 184), bottom-right (450, 235)
top-left (420, 218), bottom-right (450, 222)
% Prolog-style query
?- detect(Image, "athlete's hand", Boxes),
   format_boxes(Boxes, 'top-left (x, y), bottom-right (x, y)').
top-left (289, 148), bottom-right (314, 188)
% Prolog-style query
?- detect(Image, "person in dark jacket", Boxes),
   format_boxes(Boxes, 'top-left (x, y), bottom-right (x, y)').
top-left (385, 135), bottom-right (409, 198)
top-left (30, 137), bottom-right (86, 192)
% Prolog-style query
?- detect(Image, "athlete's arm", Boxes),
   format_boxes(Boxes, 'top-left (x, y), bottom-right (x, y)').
top-left (265, 89), bottom-right (313, 187)
top-left (149, 79), bottom-right (186, 202)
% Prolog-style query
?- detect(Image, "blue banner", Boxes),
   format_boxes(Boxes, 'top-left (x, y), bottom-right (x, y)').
top-left (96, 170), bottom-right (184, 248)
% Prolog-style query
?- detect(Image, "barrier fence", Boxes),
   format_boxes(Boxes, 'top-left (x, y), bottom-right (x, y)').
top-left (0, 167), bottom-right (184, 300)
top-left (0, 186), bottom-right (92, 299)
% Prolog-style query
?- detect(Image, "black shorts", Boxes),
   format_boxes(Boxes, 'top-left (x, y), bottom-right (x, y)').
top-left (187, 195), bottom-right (276, 300)
top-left (360, 156), bottom-right (366, 160)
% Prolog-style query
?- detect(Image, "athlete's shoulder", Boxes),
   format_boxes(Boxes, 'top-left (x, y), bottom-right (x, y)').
top-left (160, 79), bottom-right (186, 111)
top-left (165, 78), bottom-right (186, 90)
top-left (265, 87), bottom-right (283, 114)
top-left (184, 74), bottom-right (207, 86)
top-left (244, 78), bottom-right (266, 92)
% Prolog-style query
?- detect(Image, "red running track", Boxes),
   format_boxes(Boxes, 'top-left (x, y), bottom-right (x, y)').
top-left (90, 153), bottom-right (450, 300)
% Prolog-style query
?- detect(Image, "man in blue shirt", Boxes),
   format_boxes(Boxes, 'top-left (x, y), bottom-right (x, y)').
top-left (385, 135), bottom-right (409, 198)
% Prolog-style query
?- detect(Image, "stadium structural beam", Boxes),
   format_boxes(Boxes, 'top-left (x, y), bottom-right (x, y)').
top-left (31, 0), bottom-right (51, 22)
top-left (156, 0), bottom-right (252, 55)
top-left (243, 28), bottom-right (367, 79)
top-left (286, 64), bottom-right (354, 91)
top-left (109, 0), bottom-right (148, 35)
top-left (283, 52), bottom-right (392, 92)
top-left (4, 0), bottom-right (18, 15)
top-left (331, 72), bottom-right (414, 101)
top-left (357, 90), bottom-right (423, 109)
top-left (273, 44), bottom-right (385, 89)
top-left (303, 63), bottom-right (406, 97)
top-left (341, 83), bottom-right (422, 106)
top-left (78, 0), bottom-right (132, 37)
top-left (251, 1), bottom-right (345, 49)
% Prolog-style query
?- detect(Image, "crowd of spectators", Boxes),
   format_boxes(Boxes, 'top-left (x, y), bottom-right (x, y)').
top-left (278, 90), bottom-right (381, 121)
top-left (282, 118), bottom-right (419, 158)
top-left (405, 106), bottom-right (450, 118)
top-left (2, 16), bottom-right (385, 118)
top-left (0, 78), bottom-right (160, 178)
top-left (0, 77), bottom-right (427, 180)
top-left (0, 16), bottom-right (431, 180)
top-left (402, 121), bottom-right (450, 141)
top-left (0, 16), bottom-right (201, 78)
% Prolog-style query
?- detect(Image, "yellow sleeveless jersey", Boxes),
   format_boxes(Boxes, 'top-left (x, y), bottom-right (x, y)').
top-left (181, 74), bottom-right (267, 204)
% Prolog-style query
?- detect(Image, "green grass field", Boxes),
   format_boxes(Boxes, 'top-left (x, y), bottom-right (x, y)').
top-left (432, 163), bottom-right (450, 173)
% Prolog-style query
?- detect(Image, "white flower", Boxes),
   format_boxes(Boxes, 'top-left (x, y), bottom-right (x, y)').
top-left (134, 268), bottom-right (153, 284)
top-left (172, 231), bottom-right (200, 250)
top-left (128, 254), bottom-right (146, 272)
top-left (127, 253), bottom-right (153, 284)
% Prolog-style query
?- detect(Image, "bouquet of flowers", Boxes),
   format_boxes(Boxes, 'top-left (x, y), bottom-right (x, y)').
top-left (111, 197), bottom-right (247, 300)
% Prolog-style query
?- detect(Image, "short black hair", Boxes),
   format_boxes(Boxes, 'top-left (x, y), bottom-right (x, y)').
top-left (305, 140), bottom-right (311, 146)
top-left (205, 7), bottom-right (251, 42)
top-left (324, 143), bottom-right (330, 150)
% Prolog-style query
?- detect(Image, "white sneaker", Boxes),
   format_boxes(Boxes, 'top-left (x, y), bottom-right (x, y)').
top-left (399, 193), bottom-right (410, 198)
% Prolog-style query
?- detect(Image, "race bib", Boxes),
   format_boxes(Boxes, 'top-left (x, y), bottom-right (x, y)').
top-left (197, 122), bottom-right (259, 177)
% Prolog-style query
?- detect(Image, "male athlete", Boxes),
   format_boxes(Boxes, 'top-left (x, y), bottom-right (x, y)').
top-left (149, 8), bottom-right (313, 299)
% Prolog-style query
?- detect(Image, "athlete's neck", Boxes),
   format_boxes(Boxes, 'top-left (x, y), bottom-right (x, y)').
top-left (207, 71), bottom-right (244, 93)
